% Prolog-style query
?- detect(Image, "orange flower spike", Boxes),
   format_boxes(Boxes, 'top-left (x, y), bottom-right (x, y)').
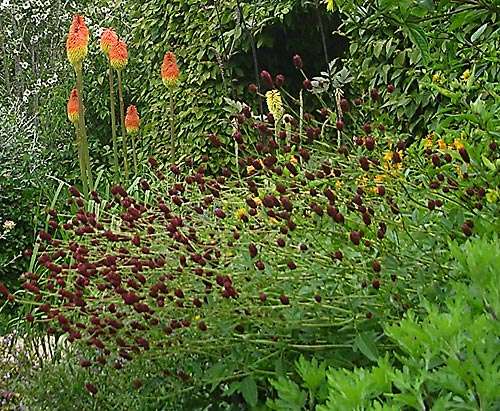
top-left (162, 52), bottom-right (179, 89)
top-left (70, 14), bottom-right (89, 42)
top-left (66, 14), bottom-right (88, 68)
top-left (67, 89), bottom-right (79, 124)
top-left (109, 40), bottom-right (128, 70)
top-left (100, 28), bottom-right (118, 56)
top-left (125, 105), bottom-right (140, 134)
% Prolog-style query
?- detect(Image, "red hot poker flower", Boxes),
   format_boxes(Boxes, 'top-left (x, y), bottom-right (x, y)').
top-left (66, 14), bottom-right (88, 68)
top-left (110, 40), bottom-right (128, 70)
top-left (125, 105), bottom-right (140, 133)
top-left (162, 52), bottom-right (179, 89)
top-left (67, 89), bottom-right (79, 124)
top-left (100, 28), bottom-right (118, 56)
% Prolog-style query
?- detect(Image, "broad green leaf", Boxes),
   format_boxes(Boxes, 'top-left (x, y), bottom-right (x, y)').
top-left (355, 332), bottom-right (379, 362)
top-left (241, 376), bottom-right (258, 407)
top-left (471, 23), bottom-right (488, 42)
top-left (405, 23), bottom-right (430, 65)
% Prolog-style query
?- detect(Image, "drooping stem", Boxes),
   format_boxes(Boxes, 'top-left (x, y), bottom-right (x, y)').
top-left (169, 90), bottom-right (175, 164)
top-left (75, 65), bottom-right (93, 196)
top-left (107, 59), bottom-right (119, 181)
top-left (116, 69), bottom-right (129, 182)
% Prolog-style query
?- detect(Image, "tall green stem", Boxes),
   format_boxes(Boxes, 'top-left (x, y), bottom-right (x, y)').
top-left (169, 91), bottom-right (175, 164)
top-left (75, 65), bottom-right (92, 196)
top-left (75, 126), bottom-right (89, 198)
top-left (116, 69), bottom-right (129, 182)
top-left (131, 131), bottom-right (138, 176)
top-left (107, 60), bottom-right (119, 181)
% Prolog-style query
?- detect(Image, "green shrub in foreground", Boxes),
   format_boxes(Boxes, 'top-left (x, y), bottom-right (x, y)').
top-left (267, 235), bottom-right (500, 411)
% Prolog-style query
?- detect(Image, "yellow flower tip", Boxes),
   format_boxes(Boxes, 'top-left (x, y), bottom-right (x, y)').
top-left (66, 14), bottom-right (88, 68)
top-left (162, 52), bottom-right (179, 89)
top-left (246, 165), bottom-right (255, 175)
top-left (290, 155), bottom-right (298, 164)
top-left (110, 40), bottom-right (128, 70)
top-left (125, 105), bottom-right (140, 134)
top-left (253, 197), bottom-right (262, 207)
top-left (100, 28), bottom-right (118, 56)
top-left (437, 139), bottom-right (447, 150)
top-left (67, 89), bottom-right (79, 124)
top-left (432, 73), bottom-right (440, 83)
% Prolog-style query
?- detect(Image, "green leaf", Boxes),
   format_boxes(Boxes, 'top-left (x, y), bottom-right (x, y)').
top-left (471, 23), bottom-right (488, 43)
top-left (241, 376), bottom-right (258, 407)
top-left (405, 23), bottom-right (430, 66)
top-left (296, 355), bottom-right (327, 392)
top-left (355, 332), bottom-right (379, 362)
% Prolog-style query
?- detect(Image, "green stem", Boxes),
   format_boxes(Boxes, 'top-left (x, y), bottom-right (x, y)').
top-left (116, 69), bottom-right (129, 182)
top-left (131, 131), bottom-right (138, 175)
top-left (75, 66), bottom-right (92, 196)
top-left (74, 126), bottom-right (89, 199)
top-left (107, 59), bottom-right (119, 181)
top-left (169, 90), bottom-right (175, 164)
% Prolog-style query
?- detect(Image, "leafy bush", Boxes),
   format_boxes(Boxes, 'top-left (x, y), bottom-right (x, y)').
top-left (331, 0), bottom-right (500, 139)
top-left (0, 97), bottom-right (48, 312)
top-left (268, 235), bottom-right (500, 411)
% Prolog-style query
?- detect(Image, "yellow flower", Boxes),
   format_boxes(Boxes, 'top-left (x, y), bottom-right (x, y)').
top-left (374, 174), bottom-right (388, 183)
top-left (194, 315), bottom-right (201, 321)
top-left (269, 217), bottom-right (280, 225)
top-left (383, 152), bottom-right (393, 162)
top-left (461, 69), bottom-right (471, 81)
top-left (290, 155), bottom-right (298, 163)
top-left (253, 197), bottom-right (262, 206)
top-left (423, 138), bottom-right (434, 148)
top-left (246, 165), bottom-right (255, 174)
top-left (236, 208), bottom-right (246, 220)
top-left (357, 174), bottom-right (368, 187)
top-left (437, 139), bottom-right (447, 149)
top-left (486, 189), bottom-right (499, 203)
top-left (454, 139), bottom-right (464, 150)
top-left (432, 73), bottom-right (440, 83)
top-left (335, 181), bottom-right (343, 189)
top-left (323, 0), bottom-right (334, 11)
top-left (265, 90), bottom-right (284, 119)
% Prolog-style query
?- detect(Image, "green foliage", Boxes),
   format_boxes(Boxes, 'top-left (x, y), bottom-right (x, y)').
top-left (270, 235), bottom-right (500, 411)
top-left (0, 97), bottom-right (47, 316)
top-left (330, 0), bottom-right (500, 139)
top-left (1, 1), bottom-right (500, 410)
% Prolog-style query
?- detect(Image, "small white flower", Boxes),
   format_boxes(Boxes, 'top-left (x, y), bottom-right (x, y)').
top-left (3, 220), bottom-right (15, 231)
